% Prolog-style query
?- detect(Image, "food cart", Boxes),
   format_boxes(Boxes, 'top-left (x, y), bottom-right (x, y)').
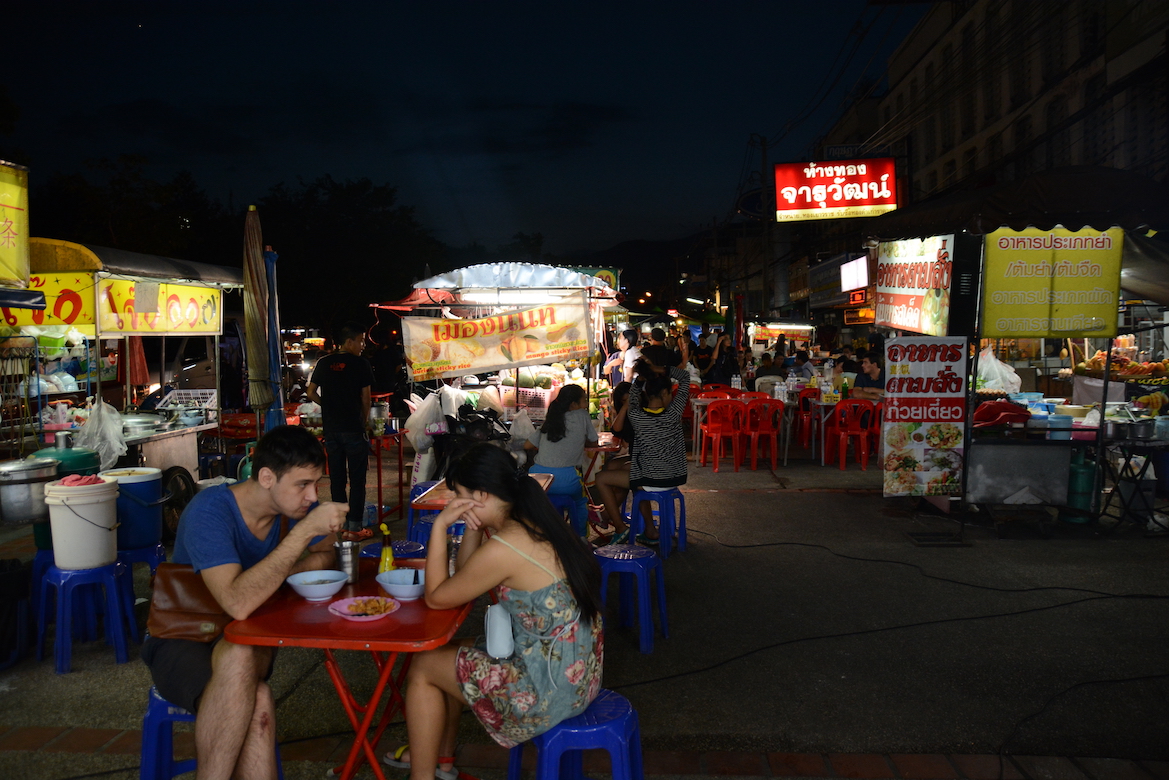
top-left (868, 166), bottom-right (1169, 533)
top-left (8, 238), bottom-right (244, 522)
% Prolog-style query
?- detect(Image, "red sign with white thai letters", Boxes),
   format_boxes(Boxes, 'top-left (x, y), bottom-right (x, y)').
top-left (774, 157), bottom-right (898, 222)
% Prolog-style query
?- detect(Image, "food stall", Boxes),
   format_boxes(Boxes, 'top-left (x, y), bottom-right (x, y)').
top-left (868, 166), bottom-right (1169, 532)
top-left (11, 239), bottom-right (244, 515)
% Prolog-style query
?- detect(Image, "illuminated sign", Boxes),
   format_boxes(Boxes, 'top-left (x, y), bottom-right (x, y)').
top-left (841, 257), bottom-right (868, 291)
top-left (845, 307), bottom-right (875, 325)
top-left (774, 158), bottom-right (898, 222)
top-left (981, 227), bottom-right (1122, 338)
top-left (848, 289), bottom-right (867, 306)
top-left (0, 162), bottom-right (29, 288)
top-left (876, 235), bottom-right (953, 336)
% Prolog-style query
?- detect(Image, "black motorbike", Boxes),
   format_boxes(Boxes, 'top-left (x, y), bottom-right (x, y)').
top-left (430, 404), bottom-right (511, 482)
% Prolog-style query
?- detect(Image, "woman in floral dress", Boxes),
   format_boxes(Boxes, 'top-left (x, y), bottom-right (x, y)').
top-left (385, 443), bottom-right (604, 780)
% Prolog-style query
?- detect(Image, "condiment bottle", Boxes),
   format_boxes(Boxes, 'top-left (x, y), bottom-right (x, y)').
top-left (378, 522), bottom-right (396, 574)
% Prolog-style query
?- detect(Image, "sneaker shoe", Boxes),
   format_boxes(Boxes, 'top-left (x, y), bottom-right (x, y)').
top-left (636, 534), bottom-right (659, 546)
top-left (343, 528), bottom-right (375, 542)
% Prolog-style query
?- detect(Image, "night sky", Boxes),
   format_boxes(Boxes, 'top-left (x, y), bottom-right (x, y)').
top-left (9, 1), bottom-right (924, 255)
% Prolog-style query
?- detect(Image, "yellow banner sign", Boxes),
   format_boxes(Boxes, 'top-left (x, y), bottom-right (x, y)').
top-left (98, 279), bottom-right (222, 334)
top-left (982, 227), bottom-right (1123, 338)
top-left (2, 273), bottom-right (97, 332)
top-left (403, 298), bottom-right (591, 381)
top-left (0, 164), bottom-right (30, 288)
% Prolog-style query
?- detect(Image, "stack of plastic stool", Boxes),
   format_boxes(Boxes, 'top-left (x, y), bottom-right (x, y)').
top-left (594, 545), bottom-right (668, 654)
top-left (406, 481), bottom-right (440, 544)
top-left (141, 686), bottom-right (285, 780)
top-left (507, 689), bottom-right (643, 780)
top-left (116, 543), bottom-right (166, 641)
top-left (32, 549), bottom-right (102, 643)
top-left (628, 488), bottom-right (686, 558)
top-left (36, 562), bottom-right (132, 673)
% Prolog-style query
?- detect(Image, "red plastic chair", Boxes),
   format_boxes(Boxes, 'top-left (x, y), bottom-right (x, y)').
top-left (702, 384), bottom-right (734, 393)
top-left (699, 400), bottom-right (746, 472)
top-left (825, 399), bottom-right (875, 470)
top-left (696, 391), bottom-right (731, 399)
top-left (868, 401), bottom-right (885, 456)
top-left (741, 399), bottom-right (785, 470)
top-left (796, 388), bottom-right (821, 449)
top-left (738, 391), bottom-right (771, 401)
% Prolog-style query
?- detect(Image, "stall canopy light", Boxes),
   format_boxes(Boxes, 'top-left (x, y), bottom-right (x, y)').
top-left (460, 289), bottom-right (574, 305)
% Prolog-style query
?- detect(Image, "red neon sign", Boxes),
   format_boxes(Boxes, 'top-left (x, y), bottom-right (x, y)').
top-left (774, 157), bottom-right (898, 222)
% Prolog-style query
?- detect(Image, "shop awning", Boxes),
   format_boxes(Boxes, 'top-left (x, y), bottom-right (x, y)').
top-left (868, 166), bottom-right (1169, 240)
top-left (31, 238), bottom-right (245, 287)
top-left (373, 262), bottom-right (619, 312)
top-left (1120, 231), bottom-right (1169, 306)
top-left (0, 288), bottom-right (46, 309)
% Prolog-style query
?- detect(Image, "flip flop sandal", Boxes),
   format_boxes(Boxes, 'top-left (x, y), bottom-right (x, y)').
top-left (383, 745), bottom-right (459, 780)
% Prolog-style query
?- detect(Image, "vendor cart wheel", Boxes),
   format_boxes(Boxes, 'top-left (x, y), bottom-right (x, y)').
top-left (161, 466), bottom-right (197, 542)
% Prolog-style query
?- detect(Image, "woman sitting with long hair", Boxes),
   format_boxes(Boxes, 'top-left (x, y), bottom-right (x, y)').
top-left (385, 443), bottom-right (604, 780)
top-left (524, 384), bottom-right (598, 535)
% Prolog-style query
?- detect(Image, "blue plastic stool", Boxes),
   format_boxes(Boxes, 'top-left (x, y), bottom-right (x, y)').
top-left (36, 562), bottom-right (132, 673)
top-left (141, 686), bottom-right (284, 780)
top-left (548, 493), bottom-right (587, 536)
top-left (117, 544), bottom-right (166, 641)
top-left (407, 481), bottom-right (440, 544)
top-left (32, 549), bottom-right (102, 643)
top-left (507, 689), bottom-right (643, 780)
top-left (594, 545), bottom-right (668, 654)
top-left (628, 488), bottom-right (686, 559)
top-left (359, 540), bottom-right (426, 559)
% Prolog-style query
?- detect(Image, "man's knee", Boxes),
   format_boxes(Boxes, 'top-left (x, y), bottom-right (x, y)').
top-left (212, 642), bottom-right (268, 682)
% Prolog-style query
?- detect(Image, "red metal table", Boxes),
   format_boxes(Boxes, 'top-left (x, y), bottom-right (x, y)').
top-left (224, 557), bottom-right (472, 780)
top-left (411, 471), bottom-right (554, 511)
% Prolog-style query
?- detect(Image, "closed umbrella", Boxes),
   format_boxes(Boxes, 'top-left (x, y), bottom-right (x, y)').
top-left (263, 246), bottom-right (285, 432)
top-left (243, 206), bottom-right (274, 429)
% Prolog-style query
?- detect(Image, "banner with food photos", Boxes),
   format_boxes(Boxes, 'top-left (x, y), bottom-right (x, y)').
top-left (403, 296), bottom-right (592, 381)
top-left (882, 336), bottom-right (968, 497)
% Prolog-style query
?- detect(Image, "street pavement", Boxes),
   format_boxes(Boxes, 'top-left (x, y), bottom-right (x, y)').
top-left (1, 440), bottom-right (1167, 780)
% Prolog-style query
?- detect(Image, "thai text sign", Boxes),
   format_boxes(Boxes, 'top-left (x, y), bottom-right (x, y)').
top-left (0, 163), bottom-right (30, 288)
top-left (882, 336), bottom-right (967, 498)
top-left (753, 324), bottom-right (814, 340)
top-left (402, 298), bottom-right (591, 382)
top-left (981, 227), bottom-right (1123, 338)
top-left (3, 273), bottom-right (97, 333)
top-left (876, 235), bottom-right (953, 336)
top-left (98, 279), bottom-right (223, 335)
top-left (774, 157), bottom-right (897, 222)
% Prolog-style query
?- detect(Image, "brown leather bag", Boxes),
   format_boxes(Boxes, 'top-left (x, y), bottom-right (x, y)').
top-left (146, 563), bottom-right (231, 643)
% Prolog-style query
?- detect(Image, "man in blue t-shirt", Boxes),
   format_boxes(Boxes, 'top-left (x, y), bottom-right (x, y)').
top-left (141, 426), bottom-right (346, 780)
top-left (852, 353), bottom-right (886, 400)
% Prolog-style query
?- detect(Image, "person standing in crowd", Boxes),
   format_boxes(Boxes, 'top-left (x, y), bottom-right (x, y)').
top-left (851, 353), bottom-right (886, 400)
top-left (703, 332), bottom-right (738, 385)
top-left (307, 321), bottom-right (374, 541)
top-left (603, 329), bottom-right (642, 384)
top-left (649, 327), bottom-right (683, 368)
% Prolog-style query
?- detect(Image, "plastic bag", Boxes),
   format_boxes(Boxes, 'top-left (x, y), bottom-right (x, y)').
top-left (405, 391), bottom-right (442, 452)
top-left (73, 400), bottom-right (127, 469)
top-left (509, 409), bottom-right (538, 450)
top-left (476, 385), bottom-right (504, 416)
top-left (977, 347), bottom-right (1021, 393)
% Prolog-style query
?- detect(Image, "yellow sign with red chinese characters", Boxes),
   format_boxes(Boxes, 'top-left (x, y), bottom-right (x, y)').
top-left (0, 163), bottom-right (30, 288)
top-left (98, 279), bottom-right (222, 335)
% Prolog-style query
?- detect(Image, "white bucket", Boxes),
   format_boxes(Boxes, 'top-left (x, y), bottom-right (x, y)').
top-left (43, 477), bottom-right (119, 570)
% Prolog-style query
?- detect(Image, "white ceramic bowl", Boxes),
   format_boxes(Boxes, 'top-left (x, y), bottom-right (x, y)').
top-left (376, 568), bottom-right (425, 601)
top-left (286, 570), bottom-right (348, 601)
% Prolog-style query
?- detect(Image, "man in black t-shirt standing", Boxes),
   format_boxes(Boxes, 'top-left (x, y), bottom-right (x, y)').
top-left (307, 322), bottom-right (374, 540)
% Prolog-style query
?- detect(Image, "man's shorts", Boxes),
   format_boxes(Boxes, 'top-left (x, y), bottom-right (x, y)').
top-left (140, 637), bottom-right (277, 714)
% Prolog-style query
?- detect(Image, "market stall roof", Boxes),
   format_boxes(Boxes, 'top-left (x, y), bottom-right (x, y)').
top-left (30, 238), bottom-right (245, 288)
top-left (867, 166), bottom-right (1169, 240)
top-left (373, 262), bottom-right (619, 311)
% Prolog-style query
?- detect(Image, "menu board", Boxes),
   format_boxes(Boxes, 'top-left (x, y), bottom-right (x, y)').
top-left (981, 227), bottom-right (1123, 338)
top-left (882, 336), bottom-right (968, 497)
top-left (875, 235), bottom-right (954, 336)
top-left (402, 296), bottom-right (592, 382)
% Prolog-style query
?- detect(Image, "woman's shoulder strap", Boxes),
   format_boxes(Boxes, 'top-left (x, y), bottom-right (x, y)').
top-left (491, 535), bottom-right (560, 580)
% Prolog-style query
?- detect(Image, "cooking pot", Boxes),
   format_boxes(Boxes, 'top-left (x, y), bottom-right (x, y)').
top-left (1102, 419), bottom-right (1128, 440)
top-left (1128, 418), bottom-right (1156, 440)
top-left (0, 458), bottom-right (60, 525)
